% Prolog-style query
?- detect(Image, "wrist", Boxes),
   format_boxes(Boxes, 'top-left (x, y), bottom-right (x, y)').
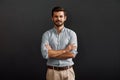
top-left (61, 49), bottom-right (68, 53)
top-left (64, 49), bottom-right (69, 53)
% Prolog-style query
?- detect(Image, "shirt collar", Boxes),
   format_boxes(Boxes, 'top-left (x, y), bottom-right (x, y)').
top-left (53, 27), bottom-right (65, 34)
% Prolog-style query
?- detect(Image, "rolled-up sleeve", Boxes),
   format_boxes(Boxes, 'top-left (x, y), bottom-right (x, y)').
top-left (69, 31), bottom-right (78, 57)
top-left (41, 32), bottom-right (49, 59)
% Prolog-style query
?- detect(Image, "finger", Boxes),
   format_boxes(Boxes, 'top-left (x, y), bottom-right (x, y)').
top-left (73, 46), bottom-right (77, 49)
top-left (72, 46), bottom-right (77, 49)
top-left (45, 43), bottom-right (49, 46)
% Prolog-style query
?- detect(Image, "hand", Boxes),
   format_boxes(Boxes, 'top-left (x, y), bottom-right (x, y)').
top-left (65, 44), bottom-right (76, 52)
top-left (45, 44), bottom-right (52, 50)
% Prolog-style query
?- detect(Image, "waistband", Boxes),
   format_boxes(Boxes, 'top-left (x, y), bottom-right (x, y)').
top-left (47, 65), bottom-right (73, 71)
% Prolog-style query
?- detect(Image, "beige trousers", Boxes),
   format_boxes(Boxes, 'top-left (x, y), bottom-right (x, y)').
top-left (46, 67), bottom-right (75, 80)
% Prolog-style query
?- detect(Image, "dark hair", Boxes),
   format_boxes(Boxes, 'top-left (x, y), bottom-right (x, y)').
top-left (52, 6), bottom-right (67, 16)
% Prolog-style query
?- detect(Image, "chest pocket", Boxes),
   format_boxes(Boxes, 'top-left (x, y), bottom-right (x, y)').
top-left (61, 37), bottom-right (69, 46)
top-left (60, 33), bottom-right (70, 47)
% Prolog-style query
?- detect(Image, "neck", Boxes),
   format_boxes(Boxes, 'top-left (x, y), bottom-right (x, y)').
top-left (54, 25), bottom-right (64, 34)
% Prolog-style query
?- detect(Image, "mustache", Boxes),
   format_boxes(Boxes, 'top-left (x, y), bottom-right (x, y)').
top-left (56, 20), bottom-right (62, 22)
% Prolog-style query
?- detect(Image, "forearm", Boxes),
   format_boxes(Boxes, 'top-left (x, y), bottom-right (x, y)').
top-left (48, 49), bottom-right (66, 58)
top-left (53, 52), bottom-right (75, 59)
top-left (46, 43), bottom-right (76, 59)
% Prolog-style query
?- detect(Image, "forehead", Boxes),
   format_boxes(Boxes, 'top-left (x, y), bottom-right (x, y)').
top-left (53, 11), bottom-right (65, 16)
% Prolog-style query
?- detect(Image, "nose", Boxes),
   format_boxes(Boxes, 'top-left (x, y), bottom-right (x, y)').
top-left (57, 17), bottom-right (61, 20)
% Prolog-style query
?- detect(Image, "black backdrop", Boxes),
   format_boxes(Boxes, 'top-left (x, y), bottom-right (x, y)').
top-left (0, 0), bottom-right (120, 80)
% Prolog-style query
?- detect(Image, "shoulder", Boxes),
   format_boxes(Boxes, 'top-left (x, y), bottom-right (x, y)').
top-left (42, 28), bottom-right (53, 37)
top-left (64, 27), bottom-right (77, 35)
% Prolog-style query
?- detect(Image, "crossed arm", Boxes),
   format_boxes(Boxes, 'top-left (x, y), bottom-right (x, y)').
top-left (45, 44), bottom-right (76, 59)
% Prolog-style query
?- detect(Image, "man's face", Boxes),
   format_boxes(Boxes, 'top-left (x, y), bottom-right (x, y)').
top-left (52, 11), bottom-right (66, 27)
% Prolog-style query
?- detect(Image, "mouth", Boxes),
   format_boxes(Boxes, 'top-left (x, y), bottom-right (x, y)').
top-left (56, 20), bottom-right (62, 23)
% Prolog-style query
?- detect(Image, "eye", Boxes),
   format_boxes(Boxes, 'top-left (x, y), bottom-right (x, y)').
top-left (60, 15), bottom-right (63, 18)
top-left (54, 16), bottom-right (58, 18)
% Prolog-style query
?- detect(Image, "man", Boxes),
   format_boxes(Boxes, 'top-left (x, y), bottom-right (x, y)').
top-left (41, 6), bottom-right (78, 80)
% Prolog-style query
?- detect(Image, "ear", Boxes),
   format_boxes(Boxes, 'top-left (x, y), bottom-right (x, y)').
top-left (64, 16), bottom-right (67, 21)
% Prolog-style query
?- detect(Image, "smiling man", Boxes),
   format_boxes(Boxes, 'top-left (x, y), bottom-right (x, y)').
top-left (41, 6), bottom-right (78, 80)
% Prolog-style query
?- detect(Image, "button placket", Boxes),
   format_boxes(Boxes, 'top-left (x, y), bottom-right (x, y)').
top-left (57, 34), bottom-right (61, 66)
top-left (57, 34), bottom-right (60, 49)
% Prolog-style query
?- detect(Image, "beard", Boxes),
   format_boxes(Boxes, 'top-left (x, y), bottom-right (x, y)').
top-left (54, 20), bottom-right (64, 27)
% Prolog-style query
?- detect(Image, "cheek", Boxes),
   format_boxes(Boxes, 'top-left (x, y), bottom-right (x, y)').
top-left (52, 17), bottom-right (56, 21)
top-left (53, 18), bottom-right (58, 21)
top-left (52, 19), bottom-right (56, 22)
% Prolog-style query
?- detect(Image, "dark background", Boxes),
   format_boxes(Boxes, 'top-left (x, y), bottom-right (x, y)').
top-left (0, 0), bottom-right (120, 80)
